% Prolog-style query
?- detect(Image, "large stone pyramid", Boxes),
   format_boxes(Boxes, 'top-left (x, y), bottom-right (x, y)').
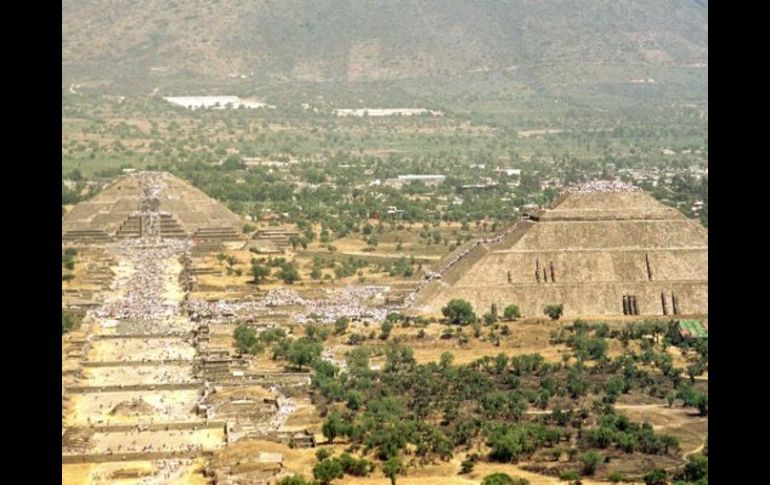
top-left (62, 171), bottom-right (243, 242)
top-left (413, 186), bottom-right (708, 317)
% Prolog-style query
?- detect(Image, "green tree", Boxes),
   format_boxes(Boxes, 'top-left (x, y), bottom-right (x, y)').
top-left (382, 456), bottom-right (404, 485)
top-left (250, 259), bottom-right (270, 284)
top-left (233, 325), bottom-right (261, 354)
top-left (442, 299), bottom-right (477, 325)
top-left (338, 452), bottom-right (372, 476)
top-left (380, 320), bottom-right (394, 340)
top-left (322, 412), bottom-right (347, 443)
top-left (334, 316), bottom-right (349, 335)
top-left (643, 469), bottom-right (668, 485)
top-left (316, 448), bottom-right (332, 461)
top-left (579, 451), bottom-right (602, 476)
top-left (288, 339), bottom-right (322, 370)
top-left (278, 265), bottom-right (300, 284)
top-left (677, 454), bottom-right (708, 482)
top-left (313, 458), bottom-right (343, 485)
top-left (289, 235), bottom-right (301, 250)
top-left (504, 304), bottom-right (521, 320)
top-left (543, 304), bottom-right (564, 321)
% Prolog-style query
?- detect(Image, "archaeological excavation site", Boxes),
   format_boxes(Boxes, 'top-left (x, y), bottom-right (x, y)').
top-left (62, 173), bottom-right (708, 484)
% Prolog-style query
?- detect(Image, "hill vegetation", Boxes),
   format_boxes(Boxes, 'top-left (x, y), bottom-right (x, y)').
top-left (63, 0), bottom-right (707, 93)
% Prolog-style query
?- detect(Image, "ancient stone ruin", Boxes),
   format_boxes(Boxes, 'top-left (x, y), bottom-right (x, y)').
top-left (411, 185), bottom-right (708, 317)
top-left (62, 171), bottom-right (243, 242)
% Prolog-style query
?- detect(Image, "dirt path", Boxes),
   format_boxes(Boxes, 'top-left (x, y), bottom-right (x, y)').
top-left (683, 443), bottom-right (705, 459)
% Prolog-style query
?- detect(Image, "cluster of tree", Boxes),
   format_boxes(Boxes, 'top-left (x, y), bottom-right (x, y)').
top-left (676, 386), bottom-right (708, 416)
top-left (550, 319), bottom-right (708, 407)
top-left (487, 423), bottom-right (568, 462)
top-left (308, 338), bottom-right (689, 480)
top-left (584, 412), bottom-right (679, 455)
top-left (233, 325), bottom-right (287, 355)
top-left (333, 257), bottom-right (368, 279)
top-left (250, 256), bottom-right (300, 284)
top-left (233, 325), bottom-right (322, 370)
top-left (383, 256), bottom-right (416, 278)
top-left (443, 299), bottom-right (561, 325)
top-left (310, 448), bottom-right (374, 484)
top-left (216, 252), bottom-right (242, 276)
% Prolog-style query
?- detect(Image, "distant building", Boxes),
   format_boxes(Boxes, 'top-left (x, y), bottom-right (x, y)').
top-left (458, 183), bottom-right (498, 192)
top-left (384, 174), bottom-right (446, 188)
top-left (386, 206), bottom-right (405, 218)
top-left (495, 168), bottom-right (522, 177)
top-left (398, 174), bottom-right (446, 183)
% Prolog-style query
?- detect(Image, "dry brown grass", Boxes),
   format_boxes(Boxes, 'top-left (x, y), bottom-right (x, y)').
top-left (326, 321), bottom-right (570, 366)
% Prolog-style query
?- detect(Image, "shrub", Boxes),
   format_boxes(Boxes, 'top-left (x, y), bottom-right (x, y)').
top-left (313, 458), bottom-right (344, 485)
top-left (62, 314), bottom-right (76, 334)
top-left (643, 469), bottom-right (668, 485)
top-left (277, 475), bottom-right (308, 485)
top-left (334, 317), bottom-right (349, 335)
top-left (338, 452), bottom-right (371, 476)
top-left (481, 473), bottom-right (529, 485)
top-left (544, 304), bottom-right (564, 321)
top-left (579, 451), bottom-right (602, 476)
top-left (504, 304), bottom-right (521, 320)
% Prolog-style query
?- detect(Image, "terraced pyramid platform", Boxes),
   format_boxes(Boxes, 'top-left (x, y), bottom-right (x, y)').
top-left (63, 172), bottom-right (243, 242)
top-left (413, 188), bottom-right (708, 317)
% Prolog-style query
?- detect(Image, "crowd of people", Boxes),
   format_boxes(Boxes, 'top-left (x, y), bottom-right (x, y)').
top-left (186, 286), bottom-right (390, 324)
top-left (94, 239), bottom-right (189, 321)
top-left (565, 180), bottom-right (642, 193)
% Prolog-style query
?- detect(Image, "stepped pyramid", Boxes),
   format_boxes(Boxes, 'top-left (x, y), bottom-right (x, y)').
top-left (62, 171), bottom-right (243, 242)
top-left (413, 186), bottom-right (707, 317)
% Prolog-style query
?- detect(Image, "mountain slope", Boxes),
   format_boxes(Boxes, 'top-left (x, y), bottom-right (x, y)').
top-left (62, 0), bottom-right (707, 87)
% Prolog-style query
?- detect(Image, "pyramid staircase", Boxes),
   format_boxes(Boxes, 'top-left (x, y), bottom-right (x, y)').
top-left (116, 215), bottom-right (142, 239)
top-left (160, 214), bottom-right (187, 238)
top-left (252, 229), bottom-right (299, 249)
top-left (62, 230), bottom-right (113, 243)
top-left (193, 226), bottom-right (241, 241)
top-left (116, 214), bottom-right (188, 239)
